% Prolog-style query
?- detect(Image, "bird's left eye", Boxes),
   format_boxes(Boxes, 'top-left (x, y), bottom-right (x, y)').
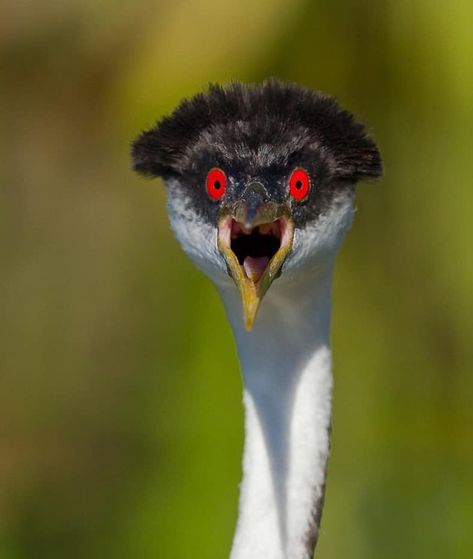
top-left (289, 168), bottom-right (311, 201)
top-left (206, 168), bottom-right (227, 201)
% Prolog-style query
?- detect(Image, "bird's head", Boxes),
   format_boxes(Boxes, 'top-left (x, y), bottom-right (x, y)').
top-left (131, 80), bottom-right (382, 330)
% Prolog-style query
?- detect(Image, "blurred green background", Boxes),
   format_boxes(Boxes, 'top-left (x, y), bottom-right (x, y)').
top-left (1, 1), bottom-right (472, 558)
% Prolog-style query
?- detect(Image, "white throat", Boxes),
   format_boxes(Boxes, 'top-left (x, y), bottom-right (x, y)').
top-left (219, 263), bottom-right (334, 559)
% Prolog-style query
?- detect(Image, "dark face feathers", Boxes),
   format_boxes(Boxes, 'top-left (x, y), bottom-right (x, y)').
top-left (131, 79), bottom-right (382, 227)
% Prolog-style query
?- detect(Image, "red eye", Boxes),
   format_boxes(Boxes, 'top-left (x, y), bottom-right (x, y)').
top-left (206, 168), bottom-right (227, 200)
top-left (289, 168), bottom-right (310, 201)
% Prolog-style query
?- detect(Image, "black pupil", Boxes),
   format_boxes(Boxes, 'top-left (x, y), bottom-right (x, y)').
top-left (214, 180), bottom-right (221, 189)
top-left (295, 180), bottom-right (303, 189)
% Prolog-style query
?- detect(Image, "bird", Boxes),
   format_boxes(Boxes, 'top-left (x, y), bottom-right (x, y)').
top-left (131, 79), bottom-right (382, 559)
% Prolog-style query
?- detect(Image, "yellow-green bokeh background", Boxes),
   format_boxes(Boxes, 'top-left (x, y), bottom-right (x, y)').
top-left (1, 1), bottom-right (472, 557)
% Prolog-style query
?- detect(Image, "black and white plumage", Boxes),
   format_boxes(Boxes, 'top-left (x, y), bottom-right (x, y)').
top-left (132, 80), bottom-right (382, 559)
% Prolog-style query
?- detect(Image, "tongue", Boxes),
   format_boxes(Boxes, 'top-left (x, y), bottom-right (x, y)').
top-left (243, 256), bottom-right (269, 282)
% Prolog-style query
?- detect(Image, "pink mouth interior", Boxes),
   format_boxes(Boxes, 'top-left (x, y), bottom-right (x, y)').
top-left (242, 256), bottom-right (270, 282)
top-left (226, 218), bottom-right (283, 283)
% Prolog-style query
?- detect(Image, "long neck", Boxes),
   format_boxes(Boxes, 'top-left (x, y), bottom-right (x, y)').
top-left (220, 264), bottom-right (334, 559)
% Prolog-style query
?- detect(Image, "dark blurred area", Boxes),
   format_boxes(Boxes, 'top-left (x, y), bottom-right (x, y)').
top-left (1, 1), bottom-right (472, 557)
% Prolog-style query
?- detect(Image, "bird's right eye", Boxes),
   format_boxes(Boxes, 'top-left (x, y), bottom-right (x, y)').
top-left (206, 168), bottom-right (227, 201)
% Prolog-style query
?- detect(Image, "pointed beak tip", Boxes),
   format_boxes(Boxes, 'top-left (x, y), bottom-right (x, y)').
top-left (218, 212), bottom-right (295, 332)
top-left (243, 309), bottom-right (257, 331)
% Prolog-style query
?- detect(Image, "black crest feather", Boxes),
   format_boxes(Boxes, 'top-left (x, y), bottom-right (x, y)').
top-left (131, 79), bottom-right (382, 183)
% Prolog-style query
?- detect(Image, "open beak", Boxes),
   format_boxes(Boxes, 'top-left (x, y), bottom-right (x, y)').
top-left (217, 196), bottom-right (294, 330)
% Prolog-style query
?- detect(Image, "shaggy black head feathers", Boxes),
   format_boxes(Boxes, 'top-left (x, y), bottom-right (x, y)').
top-left (131, 80), bottom-right (382, 183)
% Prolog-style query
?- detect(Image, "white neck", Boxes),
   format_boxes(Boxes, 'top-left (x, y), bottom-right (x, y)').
top-left (166, 185), bottom-right (354, 558)
top-left (219, 262), bottom-right (335, 559)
